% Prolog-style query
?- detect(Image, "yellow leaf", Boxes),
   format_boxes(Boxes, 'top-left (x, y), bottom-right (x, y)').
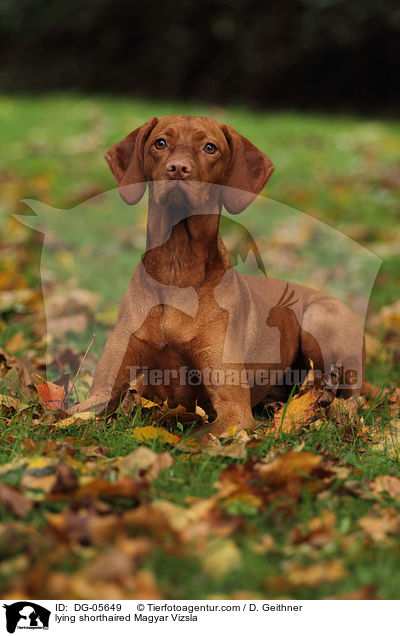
top-left (25, 456), bottom-right (55, 472)
top-left (0, 394), bottom-right (29, 410)
top-left (273, 388), bottom-right (321, 433)
top-left (202, 539), bottom-right (241, 580)
top-left (139, 397), bottom-right (160, 409)
top-left (224, 424), bottom-right (239, 437)
top-left (131, 425), bottom-right (181, 445)
top-left (5, 331), bottom-right (28, 354)
top-left (55, 411), bottom-right (97, 428)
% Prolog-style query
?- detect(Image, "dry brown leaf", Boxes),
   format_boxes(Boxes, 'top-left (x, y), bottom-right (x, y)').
top-left (128, 569), bottom-right (164, 600)
top-left (249, 534), bottom-right (275, 554)
top-left (370, 419), bottom-right (400, 457)
top-left (21, 438), bottom-right (58, 456)
top-left (380, 299), bottom-right (400, 331)
top-left (230, 590), bottom-right (264, 599)
top-left (114, 536), bottom-right (153, 562)
top-left (75, 477), bottom-right (145, 501)
top-left (286, 559), bottom-right (348, 587)
top-left (0, 483), bottom-right (33, 517)
top-left (327, 586), bottom-right (377, 600)
top-left (257, 450), bottom-right (326, 487)
top-left (0, 394), bottom-right (29, 411)
top-left (82, 547), bottom-right (134, 582)
top-left (138, 397), bottom-right (207, 425)
top-left (209, 442), bottom-right (248, 459)
top-left (120, 389), bottom-right (140, 415)
top-left (122, 501), bottom-right (185, 541)
top-left (0, 347), bottom-right (16, 369)
top-left (204, 432), bottom-right (249, 459)
top-left (370, 475), bottom-right (400, 499)
top-left (79, 445), bottom-right (108, 459)
top-left (47, 572), bottom-right (129, 600)
top-left (52, 463), bottom-right (78, 493)
top-left (116, 448), bottom-right (173, 480)
top-left (0, 289), bottom-right (39, 314)
top-left (46, 288), bottom-right (99, 317)
top-left (123, 496), bottom-right (239, 553)
top-left (291, 510), bottom-right (336, 547)
top-left (46, 500), bottom-right (121, 545)
top-left (159, 402), bottom-right (206, 424)
top-left (46, 313), bottom-right (88, 337)
top-left (21, 473), bottom-right (57, 495)
top-left (48, 568), bottom-right (162, 600)
top-left (327, 397), bottom-right (360, 426)
top-left (388, 387), bottom-right (400, 407)
top-left (359, 506), bottom-right (400, 542)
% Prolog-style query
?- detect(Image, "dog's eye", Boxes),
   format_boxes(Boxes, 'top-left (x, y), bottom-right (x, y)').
top-left (204, 142), bottom-right (218, 154)
top-left (154, 138), bottom-right (167, 150)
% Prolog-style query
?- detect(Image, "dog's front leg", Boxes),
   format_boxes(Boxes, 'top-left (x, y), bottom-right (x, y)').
top-left (69, 320), bottom-right (142, 416)
top-left (192, 359), bottom-right (255, 442)
top-left (208, 381), bottom-right (255, 433)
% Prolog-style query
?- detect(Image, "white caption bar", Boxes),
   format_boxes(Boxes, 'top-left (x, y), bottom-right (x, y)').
top-left (1, 599), bottom-right (397, 635)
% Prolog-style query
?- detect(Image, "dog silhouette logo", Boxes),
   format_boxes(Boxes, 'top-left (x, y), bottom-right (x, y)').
top-left (3, 602), bottom-right (51, 633)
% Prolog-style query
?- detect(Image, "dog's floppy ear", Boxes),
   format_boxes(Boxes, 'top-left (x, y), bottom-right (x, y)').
top-left (221, 125), bottom-right (274, 214)
top-left (104, 117), bottom-right (158, 204)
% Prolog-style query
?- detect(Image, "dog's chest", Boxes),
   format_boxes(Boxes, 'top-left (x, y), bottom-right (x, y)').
top-left (135, 304), bottom-right (196, 350)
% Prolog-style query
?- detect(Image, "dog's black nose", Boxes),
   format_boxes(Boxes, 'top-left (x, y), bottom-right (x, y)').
top-left (166, 159), bottom-right (192, 179)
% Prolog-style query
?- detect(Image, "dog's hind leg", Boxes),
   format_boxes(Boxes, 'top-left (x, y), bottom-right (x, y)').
top-left (300, 298), bottom-right (364, 397)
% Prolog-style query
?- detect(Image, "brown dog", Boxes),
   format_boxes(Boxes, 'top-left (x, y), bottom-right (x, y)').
top-left (72, 115), bottom-right (365, 438)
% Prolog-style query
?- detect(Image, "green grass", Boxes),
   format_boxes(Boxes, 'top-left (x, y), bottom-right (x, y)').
top-left (1, 402), bottom-right (400, 598)
top-left (0, 94), bottom-right (399, 599)
top-left (2, 94), bottom-right (399, 307)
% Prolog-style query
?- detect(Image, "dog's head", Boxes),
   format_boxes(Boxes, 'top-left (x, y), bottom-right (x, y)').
top-left (105, 115), bottom-right (274, 214)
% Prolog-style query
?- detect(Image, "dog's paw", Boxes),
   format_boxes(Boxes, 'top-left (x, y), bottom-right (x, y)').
top-left (67, 395), bottom-right (108, 416)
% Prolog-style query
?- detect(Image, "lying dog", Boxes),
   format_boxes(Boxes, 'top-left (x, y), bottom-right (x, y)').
top-left (73, 115), bottom-right (365, 438)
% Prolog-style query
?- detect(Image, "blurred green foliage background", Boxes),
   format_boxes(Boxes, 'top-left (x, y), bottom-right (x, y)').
top-left (1, 95), bottom-right (399, 328)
